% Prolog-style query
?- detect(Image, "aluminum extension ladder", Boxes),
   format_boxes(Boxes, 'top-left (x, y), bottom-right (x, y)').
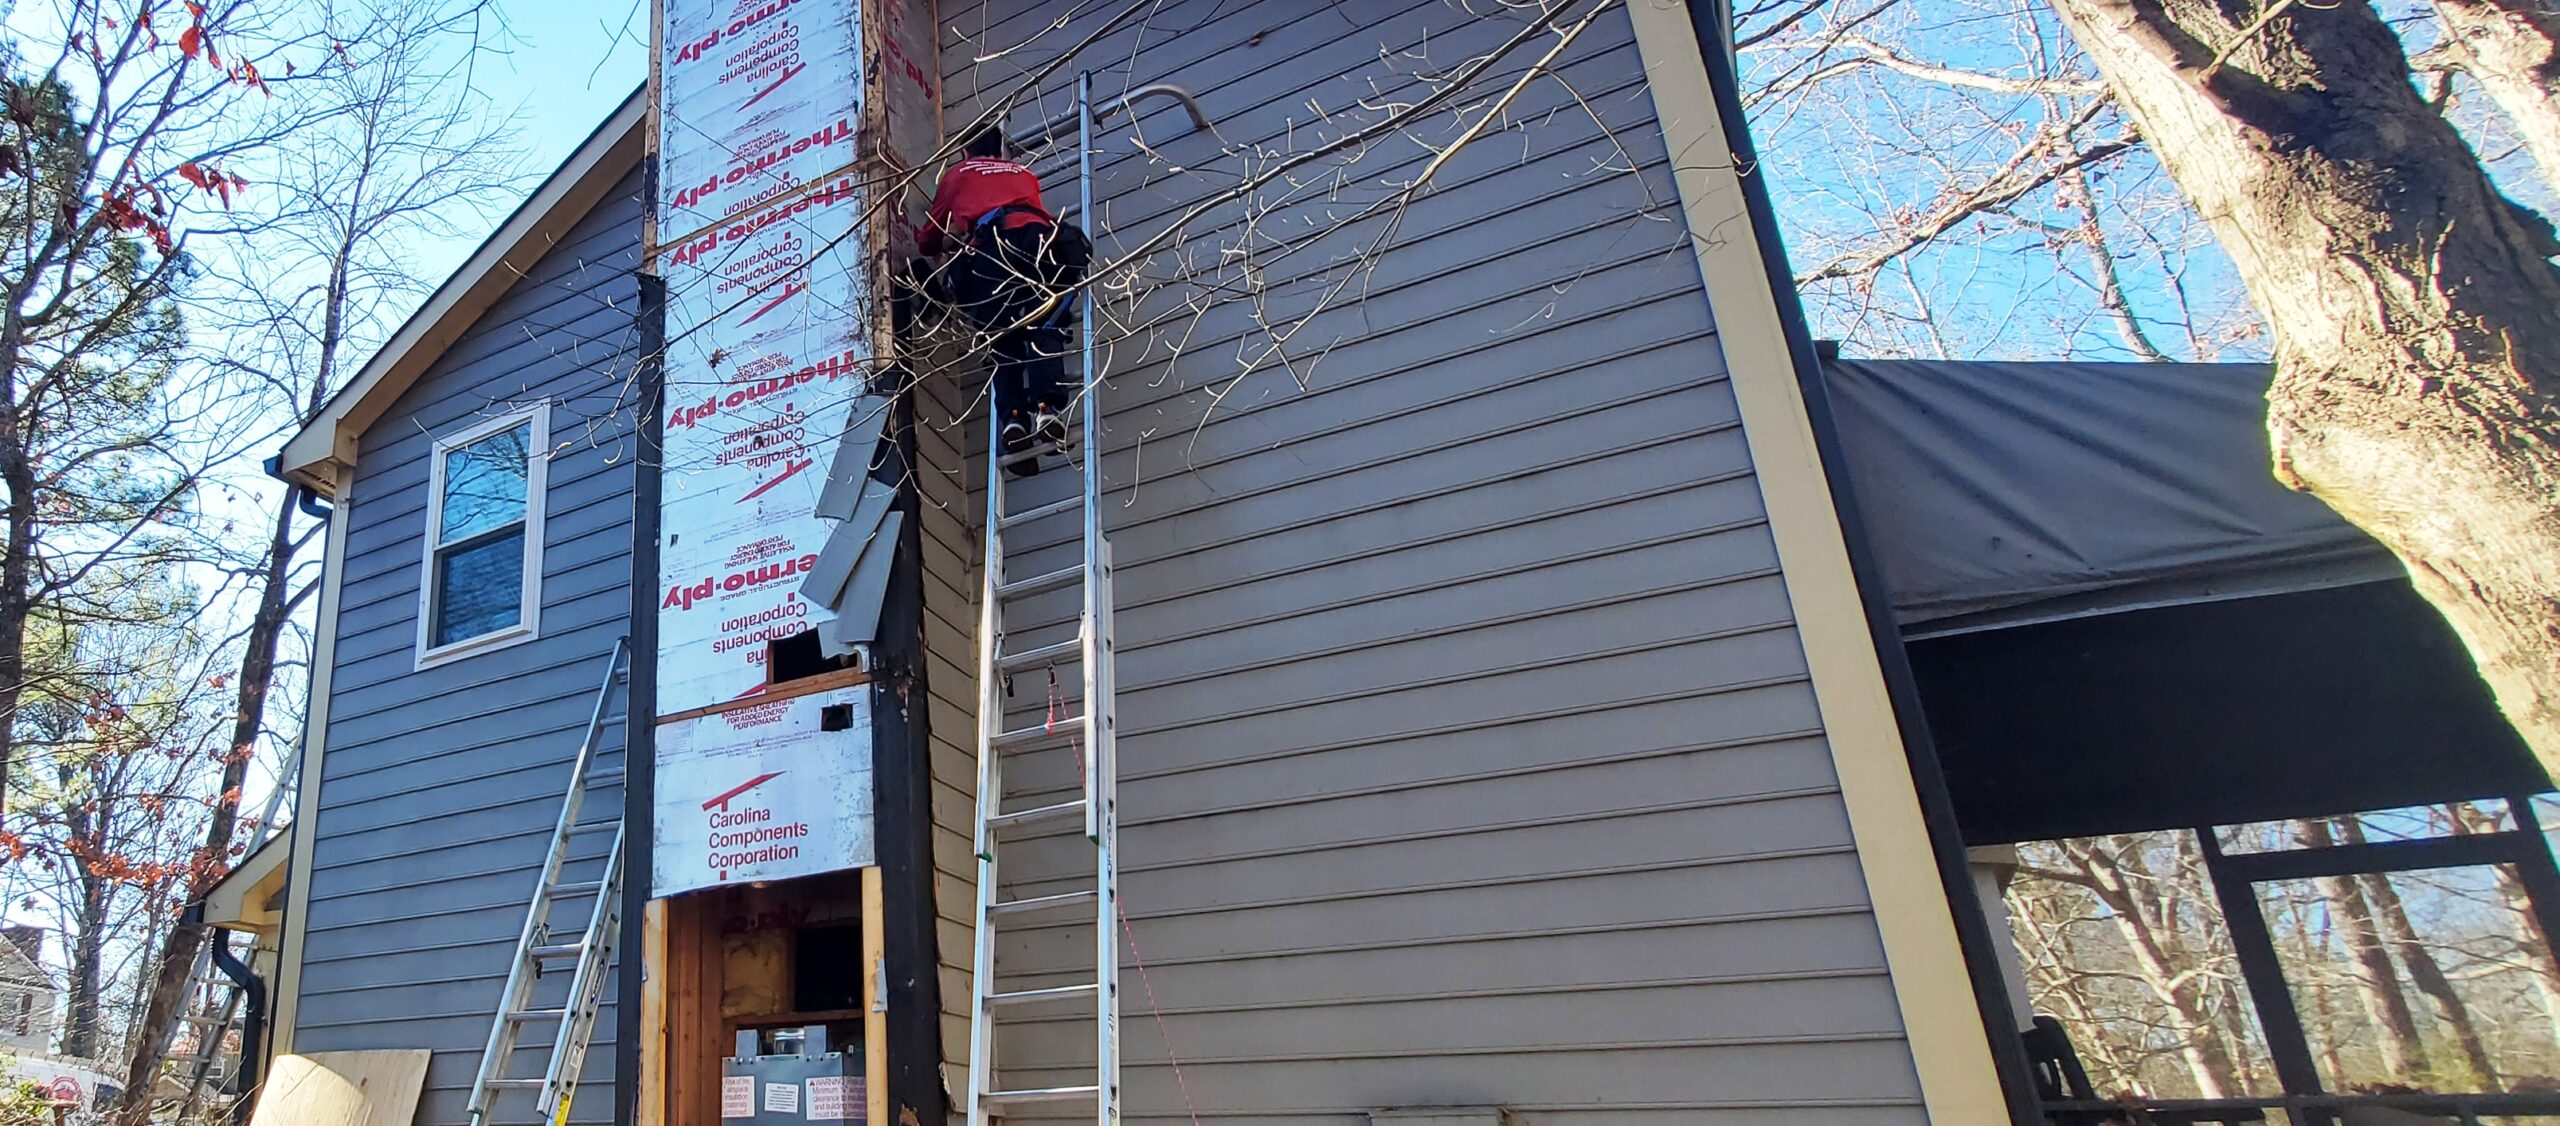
top-left (964, 72), bottom-right (1133, 1126)
top-left (159, 928), bottom-right (260, 1125)
top-left (465, 638), bottom-right (630, 1126)
top-left (157, 741), bottom-right (306, 1125)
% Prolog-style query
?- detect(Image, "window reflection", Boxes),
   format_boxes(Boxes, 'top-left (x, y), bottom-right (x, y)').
top-left (440, 423), bottom-right (531, 542)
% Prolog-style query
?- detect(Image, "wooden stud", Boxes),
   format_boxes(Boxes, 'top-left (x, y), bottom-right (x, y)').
top-left (655, 668), bottom-right (874, 727)
top-left (636, 900), bottom-right (668, 1126)
top-left (864, 866), bottom-right (890, 1126)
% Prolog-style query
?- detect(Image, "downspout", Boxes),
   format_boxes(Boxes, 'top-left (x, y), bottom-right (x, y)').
top-left (204, 927), bottom-right (265, 1123)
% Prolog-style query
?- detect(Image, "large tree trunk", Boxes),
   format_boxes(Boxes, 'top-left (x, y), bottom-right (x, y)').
top-left (112, 491), bottom-right (301, 1126)
top-left (2296, 820), bottom-right (2432, 1079)
top-left (58, 787), bottom-right (108, 1061)
top-left (2422, 0), bottom-right (2560, 193)
top-left (0, 405), bottom-right (37, 810)
top-left (2041, 0), bottom-right (2560, 770)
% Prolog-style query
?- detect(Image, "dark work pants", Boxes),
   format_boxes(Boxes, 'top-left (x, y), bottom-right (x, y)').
top-left (950, 220), bottom-right (1078, 424)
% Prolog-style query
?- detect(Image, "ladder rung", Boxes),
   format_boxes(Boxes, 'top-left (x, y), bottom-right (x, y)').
top-left (983, 1086), bottom-right (1102, 1107)
top-left (570, 817), bottom-right (619, 832)
top-left (988, 890), bottom-right (1097, 917)
top-left (481, 1078), bottom-right (544, 1090)
top-left (531, 942), bottom-right (585, 959)
top-left (997, 565), bottom-right (1081, 600)
top-left (987, 983), bottom-right (1097, 1007)
top-left (991, 718), bottom-right (1083, 750)
top-left (547, 880), bottom-right (604, 898)
top-left (179, 1013), bottom-right (229, 1024)
top-left (507, 1007), bottom-right (568, 1022)
top-left (987, 800), bottom-right (1085, 830)
top-left (999, 495), bottom-right (1080, 529)
top-left (998, 638), bottom-right (1080, 671)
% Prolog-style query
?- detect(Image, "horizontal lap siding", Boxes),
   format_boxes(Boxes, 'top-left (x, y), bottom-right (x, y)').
top-left (293, 168), bottom-right (645, 1126)
top-left (936, 1), bottom-right (1925, 1122)
top-left (912, 356), bottom-right (985, 1086)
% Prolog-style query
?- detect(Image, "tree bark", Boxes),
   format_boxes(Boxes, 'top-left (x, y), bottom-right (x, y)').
top-left (2422, 0), bottom-right (2560, 194)
top-left (0, 399), bottom-right (38, 810)
top-left (57, 782), bottom-right (107, 1062)
top-left (2333, 818), bottom-right (2501, 1088)
top-left (112, 490), bottom-right (300, 1126)
top-left (2040, 0), bottom-right (2560, 771)
top-left (2358, 867), bottom-right (2500, 1088)
top-left (2296, 819), bottom-right (2432, 1079)
top-left (2449, 801), bottom-right (2560, 1033)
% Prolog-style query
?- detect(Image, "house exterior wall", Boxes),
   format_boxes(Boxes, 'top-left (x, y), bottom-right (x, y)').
top-left (922, 1), bottom-right (1978, 1121)
top-left (0, 983), bottom-right (55, 1055)
top-left (283, 167), bottom-right (645, 1126)
top-left (263, 2), bottom-right (2010, 1121)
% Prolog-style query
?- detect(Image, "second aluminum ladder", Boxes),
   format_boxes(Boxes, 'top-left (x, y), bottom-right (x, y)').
top-left (464, 638), bottom-right (630, 1126)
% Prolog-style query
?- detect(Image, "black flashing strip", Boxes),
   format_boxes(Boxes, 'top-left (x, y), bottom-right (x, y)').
top-left (614, 247), bottom-right (666, 1123)
top-left (1676, 2), bottom-right (2043, 1121)
top-left (870, 379), bottom-right (949, 1126)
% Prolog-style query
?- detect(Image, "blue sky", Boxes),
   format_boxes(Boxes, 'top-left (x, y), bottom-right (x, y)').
top-left (401, 0), bottom-right (647, 279)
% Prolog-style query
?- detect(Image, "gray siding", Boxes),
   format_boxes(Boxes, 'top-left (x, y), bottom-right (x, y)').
top-left (932, 2), bottom-right (1928, 1122)
top-left (293, 168), bottom-right (644, 1126)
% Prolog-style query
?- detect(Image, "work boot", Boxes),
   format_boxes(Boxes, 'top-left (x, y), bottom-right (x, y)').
top-left (1000, 416), bottom-right (1041, 478)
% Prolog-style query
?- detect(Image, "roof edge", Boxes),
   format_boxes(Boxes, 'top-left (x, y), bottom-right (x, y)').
top-left (276, 88), bottom-right (648, 496)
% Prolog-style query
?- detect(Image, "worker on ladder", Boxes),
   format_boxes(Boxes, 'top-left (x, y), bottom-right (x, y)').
top-left (914, 125), bottom-right (1091, 476)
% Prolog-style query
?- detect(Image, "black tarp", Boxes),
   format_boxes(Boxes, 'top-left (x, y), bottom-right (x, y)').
top-left (1822, 359), bottom-right (2404, 637)
top-left (1819, 359), bottom-right (2545, 842)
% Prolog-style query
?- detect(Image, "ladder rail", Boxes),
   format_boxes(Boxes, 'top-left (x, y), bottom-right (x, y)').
top-left (1076, 71), bottom-right (1125, 1125)
top-left (154, 736), bottom-right (308, 1124)
top-left (465, 637), bottom-right (630, 1126)
top-left (536, 821), bottom-right (624, 1121)
top-left (962, 253), bottom-right (1015, 1126)
top-left (968, 72), bottom-right (1123, 1126)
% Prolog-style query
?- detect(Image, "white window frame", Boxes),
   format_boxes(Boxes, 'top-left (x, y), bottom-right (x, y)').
top-left (415, 402), bottom-right (550, 669)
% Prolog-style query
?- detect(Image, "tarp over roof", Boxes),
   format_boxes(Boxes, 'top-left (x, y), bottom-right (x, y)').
top-left (1821, 358), bottom-right (2546, 841)
top-left (1821, 359), bottom-right (2405, 638)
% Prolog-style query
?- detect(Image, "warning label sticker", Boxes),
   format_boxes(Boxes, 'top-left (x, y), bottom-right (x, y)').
top-left (805, 1076), bottom-right (861, 1121)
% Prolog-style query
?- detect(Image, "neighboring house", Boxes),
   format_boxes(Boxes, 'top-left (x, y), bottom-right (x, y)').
top-left (0, 926), bottom-right (58, 1056)
top-left (248, 2), bottom-right (2556, 1125)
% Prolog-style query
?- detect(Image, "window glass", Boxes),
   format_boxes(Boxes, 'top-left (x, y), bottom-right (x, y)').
top-left (433, 528), bottom-right (527, 646)
top-left (427, 413), bottom-right (539, 654)
top-left (439, 423), bottom-right (531, 542)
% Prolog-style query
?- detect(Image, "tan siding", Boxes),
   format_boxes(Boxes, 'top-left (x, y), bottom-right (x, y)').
top-left (927, 1), bottom-right (1929, 1121)
top-left (913, 345), bottom-right (984, 1089)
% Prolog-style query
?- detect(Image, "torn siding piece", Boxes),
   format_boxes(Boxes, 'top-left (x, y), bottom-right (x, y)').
top-left (803, 395), bottom-right (903, 653)
top-left (805, 509), bottom-right (905, 654)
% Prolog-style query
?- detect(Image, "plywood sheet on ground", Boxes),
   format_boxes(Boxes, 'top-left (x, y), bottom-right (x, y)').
top-left (248, 1050), bottom-right (431, 1126)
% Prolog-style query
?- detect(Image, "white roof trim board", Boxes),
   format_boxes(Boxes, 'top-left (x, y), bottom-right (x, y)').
top-left (276, 90), bottom-right (647, 495)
